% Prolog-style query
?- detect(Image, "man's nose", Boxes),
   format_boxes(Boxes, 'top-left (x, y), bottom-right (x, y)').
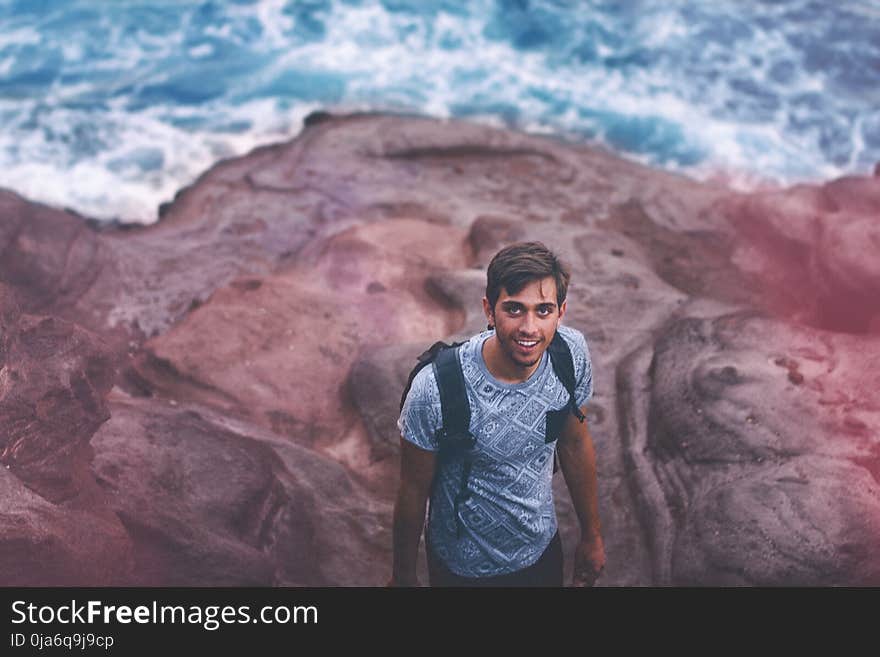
top-left (521, 312), bottom-right (539, 334)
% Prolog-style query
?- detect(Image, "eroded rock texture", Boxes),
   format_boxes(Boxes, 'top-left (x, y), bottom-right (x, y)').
top-left (1, 113), bottom-right (878, 585)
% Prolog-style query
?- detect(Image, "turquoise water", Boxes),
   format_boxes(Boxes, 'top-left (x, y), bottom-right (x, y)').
top-left (2, 0), bottom-right (878, 223)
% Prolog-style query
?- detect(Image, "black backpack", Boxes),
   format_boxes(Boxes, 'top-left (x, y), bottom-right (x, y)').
top-left (399, 331), bottom-right (585, 537)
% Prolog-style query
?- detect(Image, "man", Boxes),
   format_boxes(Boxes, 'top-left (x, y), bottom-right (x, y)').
top-left (390, 241), bottom-right (605, 587)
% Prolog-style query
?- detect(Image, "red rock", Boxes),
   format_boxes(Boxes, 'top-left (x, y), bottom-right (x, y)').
top-left (720, 176), bottom-right (880, 334)
top-left (1, 113), bottom-right (878, 585)
top-left (0, 289), bottom-right (117, 504)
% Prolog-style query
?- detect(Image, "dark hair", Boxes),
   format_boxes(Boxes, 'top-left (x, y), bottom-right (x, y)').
top-left (485, 241), bottom-right (571, 310)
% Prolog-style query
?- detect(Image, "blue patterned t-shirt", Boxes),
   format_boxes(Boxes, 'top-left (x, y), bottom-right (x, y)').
top-left (397, 324), bottom-right (593, 578)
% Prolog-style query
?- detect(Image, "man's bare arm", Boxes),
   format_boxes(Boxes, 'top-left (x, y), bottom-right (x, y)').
top-left (389, 437), bottom-right (437, 586)
top-left (557, 406), bottom-right (605, 586)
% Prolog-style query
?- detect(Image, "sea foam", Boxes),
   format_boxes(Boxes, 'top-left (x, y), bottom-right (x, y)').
top-left (0, 0), bottom-right (877, 223)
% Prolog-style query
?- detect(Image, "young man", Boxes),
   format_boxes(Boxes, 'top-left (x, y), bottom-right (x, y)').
top-left (390, 242), bottom-right (605, 587)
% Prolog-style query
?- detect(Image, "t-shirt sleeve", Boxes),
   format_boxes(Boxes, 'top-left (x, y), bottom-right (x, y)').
top-left (562, 326), bottom-right (594, 408)
top-left (397, 365), bottom-right (443, 452)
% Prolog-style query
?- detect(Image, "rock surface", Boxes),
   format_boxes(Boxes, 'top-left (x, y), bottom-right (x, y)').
top-left (1, 113), bottom-right (878, 585)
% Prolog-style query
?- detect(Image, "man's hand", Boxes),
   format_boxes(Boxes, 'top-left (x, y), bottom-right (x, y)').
top-left (572, 534), bottom-right (606, 587)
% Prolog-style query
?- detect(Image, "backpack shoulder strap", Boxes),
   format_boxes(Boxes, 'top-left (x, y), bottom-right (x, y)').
top-left (431, 345), bottom-right (472, 441)
top-left (431, 344), bottom-right (475, 539)
top-left (548, 331), bottom-right (586, 423)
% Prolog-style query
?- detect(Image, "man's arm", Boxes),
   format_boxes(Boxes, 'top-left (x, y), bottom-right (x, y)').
top-left (557, 406), bottom-right (606, 587)
top-left (389, 438), bottom-right (437, 587)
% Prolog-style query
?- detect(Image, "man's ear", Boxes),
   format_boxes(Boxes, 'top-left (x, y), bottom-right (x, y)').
top-left (558, 299), bottom-right (567, 322)
top-left (482, 297), bottom-right (494, 329)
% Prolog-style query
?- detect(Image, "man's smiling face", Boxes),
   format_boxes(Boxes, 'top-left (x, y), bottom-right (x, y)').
top-left (483, 275), bottom-right (566, 381)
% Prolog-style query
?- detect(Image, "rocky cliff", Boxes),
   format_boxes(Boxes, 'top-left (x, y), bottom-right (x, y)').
top-left (2, 113), bottom-right (878, 585)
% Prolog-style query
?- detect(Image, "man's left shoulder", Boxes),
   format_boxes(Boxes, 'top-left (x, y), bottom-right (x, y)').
top-left (555, 324), bottom-right (594, 404)
top-left (556, 324), bottom-right (590, 358)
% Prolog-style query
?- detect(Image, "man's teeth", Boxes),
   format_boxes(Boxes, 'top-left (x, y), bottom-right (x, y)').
top-left (516, 340), bottom-right (539, 347)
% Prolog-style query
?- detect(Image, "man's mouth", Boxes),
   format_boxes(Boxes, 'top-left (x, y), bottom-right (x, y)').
top-left (514, 339), bottom-right (540, 349)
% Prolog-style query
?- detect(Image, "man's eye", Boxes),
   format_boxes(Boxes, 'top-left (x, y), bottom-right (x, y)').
top-left (507, 307), bottom-right (522, 315)
top-left (537, 307), bottom-right (552, 316)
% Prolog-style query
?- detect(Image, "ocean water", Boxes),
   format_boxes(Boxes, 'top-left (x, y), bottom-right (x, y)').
top-left (1, 0), bottom-right (878, 224)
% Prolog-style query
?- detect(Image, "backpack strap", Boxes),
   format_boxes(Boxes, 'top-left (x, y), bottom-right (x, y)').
top-left (432, 345), bottom-right (476, 539)
top-left (432, 346), bottom-right (472, 445)
top-left (547, 331), bottom-right (586, 476)
top-left (547, 331), bottom-right (586, 423)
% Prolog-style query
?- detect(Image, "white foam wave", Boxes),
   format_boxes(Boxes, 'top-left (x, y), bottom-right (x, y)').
top-left (1, 0), bottom-right (878, 222)
top-left (0, 24), bottom-right (41, 49)
top-left (0, 97), bottom-right (321, 224)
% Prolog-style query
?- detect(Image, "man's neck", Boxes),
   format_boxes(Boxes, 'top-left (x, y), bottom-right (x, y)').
top-left (481, 335), bottom-right (541, 384)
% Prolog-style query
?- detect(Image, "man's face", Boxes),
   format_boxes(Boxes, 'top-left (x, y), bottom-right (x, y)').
top-left (483, 276), bottom-right (567, 373)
